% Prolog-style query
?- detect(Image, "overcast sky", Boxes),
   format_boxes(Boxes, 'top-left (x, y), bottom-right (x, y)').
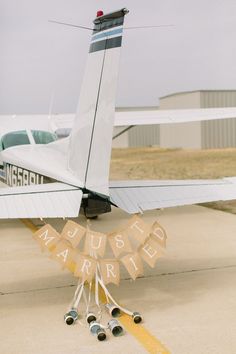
top-left (1, 0), bottom-right (236, 114)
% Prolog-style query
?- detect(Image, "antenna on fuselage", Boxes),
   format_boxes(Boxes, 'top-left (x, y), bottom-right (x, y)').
top-left (49, 19), bottom-right (174, 31)
top-left (48, 92), bottom-right (57, 132)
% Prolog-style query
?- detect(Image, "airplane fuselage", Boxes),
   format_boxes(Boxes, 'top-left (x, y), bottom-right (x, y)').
top-left (1, 163), bottom-right (47, 187)
top-left (0, 161), bottom-right (111, 218)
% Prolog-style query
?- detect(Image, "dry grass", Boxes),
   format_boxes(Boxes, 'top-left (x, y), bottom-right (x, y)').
top-left (110, 147), bottom-right (236, 214)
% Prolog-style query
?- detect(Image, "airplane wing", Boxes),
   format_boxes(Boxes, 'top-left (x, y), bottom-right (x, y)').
top-left (114, 107), bottom-right (236, 126)
top-left (51, 108), bottom-right (236, 137)
top-left (0, 183), bottom-right (82, 218)
top-left (109, 178), bottom-right (236, 213)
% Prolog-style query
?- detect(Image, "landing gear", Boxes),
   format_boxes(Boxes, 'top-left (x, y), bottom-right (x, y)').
top-left (82, 195), bottom-right (111, 219)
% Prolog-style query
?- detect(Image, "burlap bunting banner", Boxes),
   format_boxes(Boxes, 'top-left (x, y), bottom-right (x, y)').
top-left (139, 237), bottom-right (163, 268)
top-left (121, 252), bottom-right (143, 280)
top-left (33, 215), bottom-right (167, 283)
top-left (51, 240), bottom-right (76, 268)
top-left (84, 230), bottom-right (107, 258)
top-left (74, 254), bottom-right (97, 282)
top-left (61, 220), bottom-right (86, 248)
top-left (108, 230), bottom-right (132, 258)
top-left (124, 215), bottom-right (151, 245)
top-left (150, 221), bottom-right (167, 248)
top-left (99, 259), bottom-right (120, 285)
top-left (33, 224), bottom-right (60, 251)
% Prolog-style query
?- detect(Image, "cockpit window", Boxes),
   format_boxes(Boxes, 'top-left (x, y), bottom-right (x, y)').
top-left (1, 130), bottom-right (30, 149)
top-left (1, 130), bottom-right (57, 150)
top-left (31, 130), bottom-right (57, 144)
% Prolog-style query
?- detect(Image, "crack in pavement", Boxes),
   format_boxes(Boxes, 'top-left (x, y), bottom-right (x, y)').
top-left (1, 263), bottom-right (236, 296)
top-left (1, 283), bottom-right (76, 296)
top-left (141, 263), bottom-right (236, 279)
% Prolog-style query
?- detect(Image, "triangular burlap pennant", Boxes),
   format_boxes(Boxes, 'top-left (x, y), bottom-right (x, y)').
top-left (150, 221), bottom-right (167, 248)
top-left (139, 237), bottom-right (163, 268)
top-left (84, 230), bottom-right (107, 258)
top-left (51, 240), bottom-right (77, 269)
top-left (61, 220), bottom-right (86, 248)
top-left (121, 252), bottom-right (143, 280)
top-left (74, 254), bottom-right (97, 282)
top-left (124, 215), bottom-right (151, 245)
top-left (99, 259), bottom-right (120, 285)
top-left (33, 224), bottom-right (60, 251)
top-left (108, 230), bottom-right (132, 258)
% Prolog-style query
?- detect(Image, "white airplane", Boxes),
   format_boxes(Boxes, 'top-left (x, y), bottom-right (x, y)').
top-left (1, 8), bottom-right (236, 219)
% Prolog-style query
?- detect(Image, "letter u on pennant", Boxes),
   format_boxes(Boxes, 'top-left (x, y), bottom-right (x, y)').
top-left (84, 230), bottom-right (107, 257)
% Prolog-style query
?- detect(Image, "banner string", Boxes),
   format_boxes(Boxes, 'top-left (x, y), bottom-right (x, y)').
top-left (82, 286), bottom-right (88, 313)
top-left (39, 217), bottom-right (47, 225)
top-left (74, 282), bottom-right (84, 308)
top-left (70, 280), bottom-right (82, 309)
top-left (86, 281), bottom-right (92, 315)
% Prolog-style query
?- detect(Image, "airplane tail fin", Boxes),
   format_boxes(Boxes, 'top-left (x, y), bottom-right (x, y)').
top-left (68, 8), bottom-right (129, 196)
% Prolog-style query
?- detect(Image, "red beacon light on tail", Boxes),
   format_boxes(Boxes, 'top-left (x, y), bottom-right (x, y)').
top-left (96, 10), bottom-right (104, 17)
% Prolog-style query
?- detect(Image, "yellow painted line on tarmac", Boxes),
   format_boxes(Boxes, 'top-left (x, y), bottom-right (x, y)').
top-left (21, 218), bottom-right (171, 354)
top-left (98, 286), bottom-right (170, 354)
top-left (20, 218), bottom-right (39, 232)
top-left (120, 314), bottom-right (170, 354)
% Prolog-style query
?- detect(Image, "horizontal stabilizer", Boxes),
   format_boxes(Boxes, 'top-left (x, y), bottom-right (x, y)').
top-left (0, 183), bottom-right (82, 218)
top-left (109, 178), bottom-right (236, 213)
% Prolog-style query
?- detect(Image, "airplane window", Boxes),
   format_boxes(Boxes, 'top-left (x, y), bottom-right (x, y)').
top-left (31, 130), bottom-right (57, 144)
top-left (2, 130), bottom-right (30, 149)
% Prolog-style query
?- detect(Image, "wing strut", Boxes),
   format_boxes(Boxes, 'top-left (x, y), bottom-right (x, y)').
top-left (113, 125), bottom-right (134, 140)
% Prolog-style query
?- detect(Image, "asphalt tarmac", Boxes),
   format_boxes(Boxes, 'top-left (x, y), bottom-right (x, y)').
top-left (1, 205), bottom-right (236, 354)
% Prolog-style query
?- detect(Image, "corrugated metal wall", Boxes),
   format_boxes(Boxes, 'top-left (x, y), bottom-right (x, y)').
top-left (201, 91), bottom-right (236, 148)
top-left (128, 125), bottom-right (160, 147)
top-left (159, 91), bottom-right (202, 149)
top-left (120, 90), bottom-right (236, 148)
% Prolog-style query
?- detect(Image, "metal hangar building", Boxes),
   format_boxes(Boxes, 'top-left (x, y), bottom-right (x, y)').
top-left (118, 90), bottom-right (236, 149)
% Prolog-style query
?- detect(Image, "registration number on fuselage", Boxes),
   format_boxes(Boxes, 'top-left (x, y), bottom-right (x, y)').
top-left (4, 163), bottom-right (44, 187)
